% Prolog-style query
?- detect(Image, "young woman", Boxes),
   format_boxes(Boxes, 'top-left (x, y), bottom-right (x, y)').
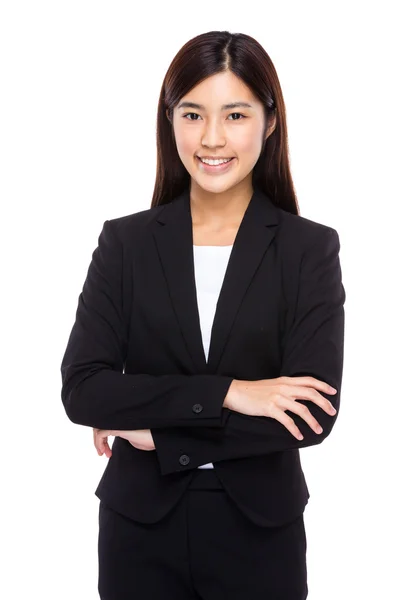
top-left (61, 30), bottom-right (345, 600)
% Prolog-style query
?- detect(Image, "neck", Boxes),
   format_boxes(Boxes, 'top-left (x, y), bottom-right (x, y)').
top-left (189, 179), bottom-right (253, 229)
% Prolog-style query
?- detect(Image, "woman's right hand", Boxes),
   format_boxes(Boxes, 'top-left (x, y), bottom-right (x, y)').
top-left (226, 376), bottom-right (338, 440)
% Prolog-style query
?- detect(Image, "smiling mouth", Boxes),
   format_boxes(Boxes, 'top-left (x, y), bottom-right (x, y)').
top-left (197, 156), bottom-right (234, 161)
top-left (196, 157), bottom-right (235, 164)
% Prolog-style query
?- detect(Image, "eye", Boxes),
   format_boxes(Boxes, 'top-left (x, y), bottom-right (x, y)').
top-left (183, 112), bottom-right (201, 121)
top-left (182, 112), bottom-right (246, 121)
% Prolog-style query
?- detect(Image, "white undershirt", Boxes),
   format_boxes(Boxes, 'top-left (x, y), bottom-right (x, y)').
top-left (192, 244), bottom-right (234, 469)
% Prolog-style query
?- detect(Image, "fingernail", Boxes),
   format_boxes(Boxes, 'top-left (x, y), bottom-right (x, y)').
top-left (330, 387), bottom-right (337, 393)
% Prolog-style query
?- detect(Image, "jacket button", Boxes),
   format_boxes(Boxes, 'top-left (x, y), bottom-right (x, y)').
top-left (179, 454), bottom-right (190, 466)
top-left (192, 403), bottom-right (203, 414)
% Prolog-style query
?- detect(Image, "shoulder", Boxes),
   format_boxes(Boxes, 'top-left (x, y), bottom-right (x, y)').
top-left (275, 211), bottom-right (344, 313)
top-left (279, 209), bottom-right (340, 247)
top-left (275, 209), bottom-right (341, 262)
top-left (102, 204), bottom-right (167, 245)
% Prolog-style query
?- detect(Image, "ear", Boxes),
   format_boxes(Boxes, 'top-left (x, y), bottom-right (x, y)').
top-left (265, 112), bottom-right (277, 140)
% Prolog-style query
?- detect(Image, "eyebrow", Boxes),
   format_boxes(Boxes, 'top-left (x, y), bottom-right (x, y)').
top-left (176, 101), bottom-right (253, 111)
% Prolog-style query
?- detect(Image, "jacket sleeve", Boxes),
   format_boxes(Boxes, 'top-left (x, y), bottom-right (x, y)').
top-left (60, 219), bottom-right (234, 430)
top-left (151, 227), bottom-right (346, 475)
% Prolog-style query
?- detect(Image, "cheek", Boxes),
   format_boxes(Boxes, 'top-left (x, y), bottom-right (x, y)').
top-left (176, 137), bottom-right (193, 157)
top-left (174, 126), bottom-right (196, 157)
top-left (232, 127), bottom-right (264, 157)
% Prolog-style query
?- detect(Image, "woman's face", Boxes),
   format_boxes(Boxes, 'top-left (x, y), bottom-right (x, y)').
top-left (171, 70), bottom-right (276, 195)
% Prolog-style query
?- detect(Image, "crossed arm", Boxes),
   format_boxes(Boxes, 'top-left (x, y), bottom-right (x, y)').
top-left (61, 220), bottom-right (345, 475)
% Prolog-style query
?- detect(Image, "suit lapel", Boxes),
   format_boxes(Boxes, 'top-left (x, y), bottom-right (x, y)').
top-left (153, 185), bottom-right (281, 373)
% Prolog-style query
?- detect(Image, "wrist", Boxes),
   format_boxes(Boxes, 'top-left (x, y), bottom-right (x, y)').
top-left (223, 379), bottom-right (241, 410)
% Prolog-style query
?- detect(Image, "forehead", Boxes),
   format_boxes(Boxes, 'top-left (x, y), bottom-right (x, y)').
top-left (177, 71), bottom-right (258, 109)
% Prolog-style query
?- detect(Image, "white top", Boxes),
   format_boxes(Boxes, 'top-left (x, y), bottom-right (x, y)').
top-left (192, 244), bottom-right (234, 469)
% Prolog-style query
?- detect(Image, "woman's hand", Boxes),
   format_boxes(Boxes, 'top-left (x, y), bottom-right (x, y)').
top-left (93, 428), bottom-right (156, 458)
top-left (227, 376), bottom-right (338, 441)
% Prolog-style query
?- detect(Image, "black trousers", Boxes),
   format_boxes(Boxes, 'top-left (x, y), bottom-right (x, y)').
top-left (98, 469), bottom-right (308, 599)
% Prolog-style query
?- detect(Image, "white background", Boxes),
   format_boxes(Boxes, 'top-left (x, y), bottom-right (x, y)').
top-left (1, 1), bottom-right (409, 598)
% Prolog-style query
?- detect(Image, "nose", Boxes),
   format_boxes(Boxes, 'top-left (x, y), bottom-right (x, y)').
top-left (201, 118), bottom-right (227, 148)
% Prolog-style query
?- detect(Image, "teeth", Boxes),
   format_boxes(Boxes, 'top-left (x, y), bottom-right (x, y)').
top-left (199, 157), bottom-right (232, 165)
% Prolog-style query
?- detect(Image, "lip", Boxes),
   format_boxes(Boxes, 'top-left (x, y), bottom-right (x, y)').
top-left (197, 156), bottom-right (234, 160)
top-left (196, 156), bottom-right (236, 174)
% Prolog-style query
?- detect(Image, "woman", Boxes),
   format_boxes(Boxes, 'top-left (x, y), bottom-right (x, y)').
top-left (61, 30), bottom-right (345, 600)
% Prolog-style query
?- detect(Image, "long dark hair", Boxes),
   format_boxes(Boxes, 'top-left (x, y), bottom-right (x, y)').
top-left (151, 30), bottom-right (300, 215)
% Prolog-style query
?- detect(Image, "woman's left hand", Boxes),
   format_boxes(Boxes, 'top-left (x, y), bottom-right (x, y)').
top-left (93, 428), bottom-right (156, 458)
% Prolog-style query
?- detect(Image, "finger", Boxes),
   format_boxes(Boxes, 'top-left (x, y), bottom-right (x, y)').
top-left (274, 397), bottom-right (324, 435)
top-left (103, 438), bottom-right (112, 458)
top-left (93, 429), bottom-right (103, 455)
top-left (97, 431), bottom-right (113, 458)
top-left (95, 430), bottom-right (111, 456)
top-left (270, 409), bottom-right (305, 440)
top-left (95, 434), bottom-right (106, 455)
top-left (281, 376), bottom-right (337, 395)
top-left (286, 385), bottom-right (337, 415)
top-left (97, 435), bottom-right (111, 458)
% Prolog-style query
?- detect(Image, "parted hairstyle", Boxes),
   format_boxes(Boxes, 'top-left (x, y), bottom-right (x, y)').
top-left (151, 30), bottom-right (299, 216)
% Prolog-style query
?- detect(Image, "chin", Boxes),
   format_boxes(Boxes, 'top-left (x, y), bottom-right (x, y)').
top-left (194, 178), bottom-right (239, 194)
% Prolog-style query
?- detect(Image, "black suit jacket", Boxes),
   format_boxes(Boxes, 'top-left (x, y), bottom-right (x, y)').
top-left (60, 185), bottom-right (345, 528)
